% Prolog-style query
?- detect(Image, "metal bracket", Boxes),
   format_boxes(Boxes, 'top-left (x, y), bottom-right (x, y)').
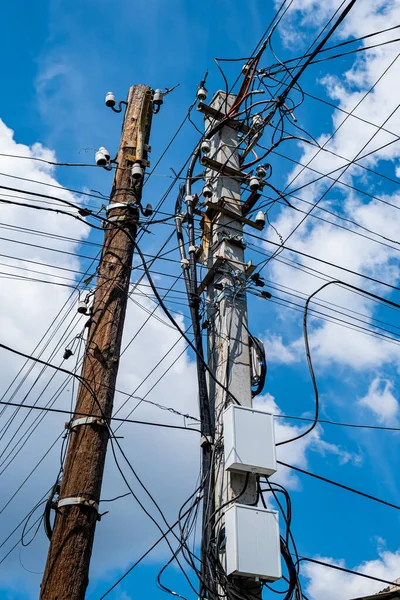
top-left (196, 102), bottom-right (250, 134)
top-left (105, 202), bottom-right (136, 213)
top-left (197, 256), bottom-right (225, 295)
top-left (126, 142), bottom-right (151, 152)
top-left (200, 156), bottom-right (246, 180)
top-left (57, 496), bottom-right (99, 513)
top-left (125, 153), bottom-right (150, 167)
top-left (205, 198), bottom-right (264, 231)
top-left (124, 140), bottom-right (150, 166)
top-left (66, 416), bottom-right (107, 431)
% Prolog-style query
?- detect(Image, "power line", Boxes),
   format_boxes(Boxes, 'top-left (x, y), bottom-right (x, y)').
top-left (278, 0), bottom-right (358, 102)
top-left (250, 274), bottom-right (400, 335)
top-left (258, 47), bottom-right (400, 274)
top-left (296, 556), bottom-right (398, 588)
top-left (266, 32), bottom-right (400, 76)
top-left (265, 24), bottom-right (400, 73)
top-left (0, 399), bottom-right (200, 431)
top-left (278, 461), bottom-right (400, 510)
top-left (304, 88), bottom-right (400, 139)
top-left (246, 229), bottom-right (400, 292)
top-left (275, 413), bottom-right (400, 432)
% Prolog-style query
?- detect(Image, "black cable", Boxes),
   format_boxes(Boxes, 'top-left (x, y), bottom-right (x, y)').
top-left (254, 179), bottom-right (400, 251)
top-left (108, 438), bottom-right (203, 599)
top-left (98, 495), bottom-right (203, 599)
top-left (0, 432), bottom-right (63, 516)
top-left (279, 0), bottom-right (358, 102)
top-left (303, 88), bottom-right (400, 140)
top-left (99, 492), bottom-right (131, 503)
top-left (0, 487), bottom-right (50, 550)
top-left (277, 279), bottom-right (400, 446)
top-left (279, 461), bottom-right (400, 510)
top-left (276, 412), bottom-right (400, 432)
top-left (253, 47), bottom-right (400, 282)
top-left (248, 334), bottom-right (267, 397)
top-left (247, 230), bottom-right (400, 293)
top-left (268, 140), bottom-right (400, 212)
top-left (247, 242), bottom-right (400, 316)
top-left (265, 25), bottom-right (400, 75)
top-left (265, 49), bottom-right (400, 258)
top-left (131, 237), bottom-right (243, 406)
top-left (296, 556), bottom-right (398, 588)
top-left (0, 399), bottom-right (201, 431)
top-left (44, 481), bottom-right (60, 541)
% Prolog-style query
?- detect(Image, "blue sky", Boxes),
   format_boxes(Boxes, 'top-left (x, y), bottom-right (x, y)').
top-left (0, 1), bottom-right (400, 599)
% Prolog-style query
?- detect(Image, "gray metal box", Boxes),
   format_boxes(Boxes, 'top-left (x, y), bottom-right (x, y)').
top-left (223, 404), bottom-right (277, 476)
top-left (225, 503), bottom-right (282, 581)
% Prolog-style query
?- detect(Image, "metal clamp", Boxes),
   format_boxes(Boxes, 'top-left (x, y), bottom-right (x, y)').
top-left (57, 496), bottom-right (99, 513)
top-left (201, 434), bottom-right (213, 448)
top-left (66, 416), bottom-right (107, 431)
top-left (105, 202), bottom-right (132, 213)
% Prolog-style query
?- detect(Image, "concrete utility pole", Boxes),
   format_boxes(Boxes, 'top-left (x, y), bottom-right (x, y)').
top-left (203, 91), bottom-right (261, 600)
top-left (40, 84), bottom-right (154, 600)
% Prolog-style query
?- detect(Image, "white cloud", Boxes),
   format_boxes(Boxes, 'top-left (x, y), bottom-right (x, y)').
top-left (264, 0), bottom-right (400, 373)
top-left (253, 393), bottom-right (360, 489)
top-left (303, 548), bottom-right (400, 600)
top-left (0, 118), bottom-right (200, 598)
top-left (263, 333), bottom-right (297, 364)
top-left (358, 377), bottom-right (399, 423)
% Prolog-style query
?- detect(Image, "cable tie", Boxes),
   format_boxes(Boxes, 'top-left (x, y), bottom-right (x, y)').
top-left (188, 245), bottom-right (196, 253)
top-left (180, 258), bottom-right (189, 267)
top-left (185, 195), bottom-right (193, 204)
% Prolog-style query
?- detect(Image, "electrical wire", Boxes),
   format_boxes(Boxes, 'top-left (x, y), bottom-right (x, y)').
top-left (277, 279), bottom-right (400, 446)
top-left (278, 461), bottom-right (400, 510)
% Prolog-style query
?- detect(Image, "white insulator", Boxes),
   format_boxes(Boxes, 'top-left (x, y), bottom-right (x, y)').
top-left (255, 211), bottom-right (266, 228)
top-left (202, 184), bottom-right (213, 198)
top-left (77, 300), bottom-right (88, 314)
top-left (105, 91), bottom-right (116, 107)
top-left (131, 162), bottom-right (143, 180)
top-left (201, 139), bottom-right (211, 154)
top-left (249, 176), bottom-right (261, 191)
top-left (153, 89), bottom-right (164, 106)
top-left (197, 86), bottom-right (207, 102)
top-left (252, 114), bottom-right (263, 128)
top-left (95, 150), bottom-right (107, 166)
top-left (98, 146), bottom-right (110, 161)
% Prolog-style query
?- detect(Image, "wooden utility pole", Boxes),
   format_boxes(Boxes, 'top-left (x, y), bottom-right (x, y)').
top-left (203, 91), bottom-right (261, 600)
top-left (40, 84), bottom-right (154, 600)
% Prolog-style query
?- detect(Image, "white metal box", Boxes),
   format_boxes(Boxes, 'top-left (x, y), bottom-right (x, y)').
top-left (225, 503), bottom-right (282, 581)
top-left (223, 404), bottom-right (277, 476)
